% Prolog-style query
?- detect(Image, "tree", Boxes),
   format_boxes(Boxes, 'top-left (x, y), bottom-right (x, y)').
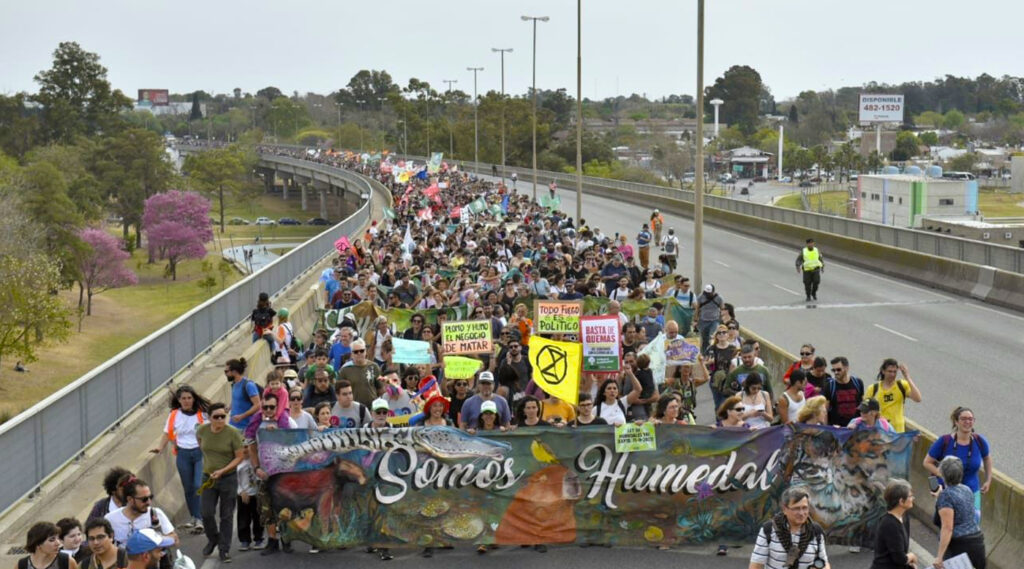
top-left (918, 131), bottom-right (939, 146)
top-left (76, 228), bottom-right (137, 315)
top-left (90, 128), bottom-right (175, 247)
top-left (182, 146), bottom-right (251, 233)
top-left (0, 93), bottom-right (42, 157)
top-left (190, 92), bottom-right (203, 122)
top-left (335, 70), bottom-right (400, 111)
top-left (256, 86), bottom-right (284, 101)
top-left (31, 42), bottom-right (132, 144)
top-left (892, 131), bottom-right (920, 161)
top-left (143, 191), bottom-right (213, 280)
top-left (21, 161), bottom-right (87, 285)
top-left (0, 195), bottom-right (71, 374)
top-left (704, 65), bottom-right (765, 135)
top-left (788, 104), bottom-right (799, 124)
top-left (943, 109), bottom-right (966, 131)
top-left (26, 142), bottom-right (104, 222)
top-left (264, 97), bottom-right (310, 139)
top-left (948, 152), bottom-right (979, 173)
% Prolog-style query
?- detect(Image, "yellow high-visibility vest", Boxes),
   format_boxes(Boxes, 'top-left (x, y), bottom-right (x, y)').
top-left (802, 247), bottom-right (823, 271)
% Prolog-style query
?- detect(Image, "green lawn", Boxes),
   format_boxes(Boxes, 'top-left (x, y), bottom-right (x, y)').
top-left (977, 189), bottom-right (1024, 218)
top-left (776, 191), bottom-right (851, 216)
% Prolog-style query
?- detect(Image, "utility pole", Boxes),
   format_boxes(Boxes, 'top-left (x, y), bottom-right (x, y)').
top-left (492, 48), bottom-right (513, 180)
top-left (694, 0), bottom-right (706, 291)
top-left (522, 15), bottom-right (549, 201)
top-left (467, 66), bottom-right (484, 176)
top-left (443, 79), bottom-right (457, 157)
top-left (575, 0), bottom-right (583, 224)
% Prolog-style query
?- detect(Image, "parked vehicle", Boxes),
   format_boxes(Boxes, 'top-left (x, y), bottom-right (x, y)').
top-left (942, 171), bottom-right (976, 181)
top-left (228, 217), bottom-right (251, 225)
top-left (254, 217), bottom-right (276, 226)
top-left (278, 217), bottom-right (301, 225)
top-left (798, 180), bottom-right (814, 188)
top-left (307, 217), bottom-right (332, 226)
top-left (752, 176), bottom-right (767, 182)
top-left (780, 176), bottom-right (792, 183)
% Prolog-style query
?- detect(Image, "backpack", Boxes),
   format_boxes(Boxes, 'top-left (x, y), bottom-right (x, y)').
top-left (759, 520), bottom-right (825, 569)
top-left (866, 379), bottom-right (906, 402)
top-left (938, 432), bottom-right (979, 457)
top-left (823, 376), bottom-right (864, 402)
top-left (595, 399), bottom-right (627, 421)
top-left (664, 237), bottom-right (677, 254)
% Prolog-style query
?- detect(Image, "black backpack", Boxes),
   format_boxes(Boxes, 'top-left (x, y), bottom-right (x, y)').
top-left (19, 554), bottom-right (69, 569)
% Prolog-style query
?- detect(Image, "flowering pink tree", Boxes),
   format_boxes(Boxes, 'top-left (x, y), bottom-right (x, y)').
top-left (77, 228), bottom-right (138, 315)
top-left (143, 191), bottom-right (213, 280)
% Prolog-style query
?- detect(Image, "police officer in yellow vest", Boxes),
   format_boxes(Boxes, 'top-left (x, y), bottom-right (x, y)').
top-left (795, 238), bottom-right (824, 301)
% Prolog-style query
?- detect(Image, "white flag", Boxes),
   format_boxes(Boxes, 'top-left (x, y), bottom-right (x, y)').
top-left (639, 332), bottom-right (667, 386)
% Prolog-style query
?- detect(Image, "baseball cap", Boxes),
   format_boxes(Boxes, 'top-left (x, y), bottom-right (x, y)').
top-left (126, 528), bottom-right (175, 555)
top-left (703, 284), bottom-right (715, 294)
top-left (858, 399), bottom-right (880, 413)
top-left (277, 307), bottom-right (289, 318)
top-left (282, 369), bottom-right (298, 379)
top-left (372, 398), bottom-right (390, 412)
top-left (480, 400), bottom-right (498, 414)
top-left (478, 371), bottom-right (495, 383)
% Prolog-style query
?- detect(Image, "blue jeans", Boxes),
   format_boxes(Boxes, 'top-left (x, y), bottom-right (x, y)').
top-left (698, 320), bottom-right (720, 355)
top-left (176, 446), bottom-right (204, 519)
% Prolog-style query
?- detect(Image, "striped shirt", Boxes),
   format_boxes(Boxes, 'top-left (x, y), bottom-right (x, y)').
top-left (750, 524), bottom-right (829, 569)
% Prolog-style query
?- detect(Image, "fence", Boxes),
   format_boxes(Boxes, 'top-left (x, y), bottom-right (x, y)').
top-left (0, 156), bottom-right (375, 516)
top-left (389, 152), bottom-right (1024, 274)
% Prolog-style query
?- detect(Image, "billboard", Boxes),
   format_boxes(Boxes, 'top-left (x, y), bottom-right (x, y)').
top-left (138, 89), bottom-right (170, 106)
top-left (859, 94), bottom-right (904, 123)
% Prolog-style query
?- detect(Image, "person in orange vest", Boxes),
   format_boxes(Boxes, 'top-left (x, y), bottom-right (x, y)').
top-left (650, 209), bottom-right (665, 243)
top-left (150, 385), bottom-right (211, 532)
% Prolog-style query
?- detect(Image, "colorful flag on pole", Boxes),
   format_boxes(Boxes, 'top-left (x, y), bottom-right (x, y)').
top-left (527, 335), bottom-right (581, 405)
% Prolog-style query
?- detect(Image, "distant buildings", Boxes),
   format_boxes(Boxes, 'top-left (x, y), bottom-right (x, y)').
top-left (856, 174), bottom-right (977, 227)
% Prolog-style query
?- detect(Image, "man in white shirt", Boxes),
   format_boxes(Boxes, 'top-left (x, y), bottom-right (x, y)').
top-left (106, 479), bottom-right (177, 548)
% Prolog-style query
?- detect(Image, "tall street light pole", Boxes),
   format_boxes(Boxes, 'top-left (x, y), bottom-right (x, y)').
top-left (522, 14), bottom-right (549, 201)
top-left (492, 48), bottom-right (513, 180)
top-left (356, 99), bottom-right (366, 153)
top-left (442, 79), bottom-right (457, 157)
top-left (694, 0), bottom-right (706, 291)
top-left (575, 0), bottom-right (583, 224)
top-left (467, 66), bottom-right (484, 176)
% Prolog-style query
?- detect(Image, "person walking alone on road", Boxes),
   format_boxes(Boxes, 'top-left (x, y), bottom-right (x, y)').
top-left (660, 228), bottom-right (680, 272)
top-left (636, 224), bottom-right (653, 269)
top-left (650, 209), bottom-right (664, 243)
top-left (795, 238), bottom-right (824, 301)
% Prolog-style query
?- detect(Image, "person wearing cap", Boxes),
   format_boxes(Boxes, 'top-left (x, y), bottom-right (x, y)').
top-left (369, 398), bottom-right (392, 428)
top-left (125, 528), bottom-right (175, 569)
top-left (636, 223), bottom-right (653, 269)
top-left (467, 399), bottom-right (506, 435)
top-left (460, 371), bottom-right (511, 429)
top-left (795, 238), bottom-right (825, 302)
top-left (693, 283), bottom-right (724, 355)
top-left (847, 398), bottom-right (894, 432)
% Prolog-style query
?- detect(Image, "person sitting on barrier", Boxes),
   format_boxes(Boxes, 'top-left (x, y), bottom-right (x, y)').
top-left (88, 467), bottom-right (134, 523)
top-left (933, 456), bottom-right (986, 569)
top-left (19, 522), bottom-right (78, 569)
top-left (923, 406), bottom-right (991, 521)
top-left (715, 395), bottom-right (750, 429)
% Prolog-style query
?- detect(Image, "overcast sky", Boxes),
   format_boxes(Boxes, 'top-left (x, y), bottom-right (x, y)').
top-left (2, 0), bottom-right (1022, 102)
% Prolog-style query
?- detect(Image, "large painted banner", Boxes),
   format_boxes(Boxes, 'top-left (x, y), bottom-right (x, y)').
top-left (258, 424), bottom-right (914, 549)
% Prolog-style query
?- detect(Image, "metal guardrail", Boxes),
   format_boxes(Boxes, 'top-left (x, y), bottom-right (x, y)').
top-left (0, 154), bottom-right (375, 516)
top-left (392, 152), bottom-right (1024, 274)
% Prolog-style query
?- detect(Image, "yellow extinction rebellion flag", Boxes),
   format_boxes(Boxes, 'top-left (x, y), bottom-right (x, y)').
top-left (527, 335), bottom-right (582, 405)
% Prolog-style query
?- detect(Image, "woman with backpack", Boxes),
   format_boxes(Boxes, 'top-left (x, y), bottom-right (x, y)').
top-left (19, 522), bottom-right (77, 569)
top-left (923, 406), bottom-right (992, 521)
top-left (595, 372), bottom-right (643, 426)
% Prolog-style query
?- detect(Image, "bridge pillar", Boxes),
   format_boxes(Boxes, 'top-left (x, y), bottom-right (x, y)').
top-left (337, 183), bottom-right (346, 219)
top-left (301, 183), bottom-right (308, 211)
top-left (282, 176), bottom-right (290, 201)
top-left (319, 188), bottom-right (328, 219)
top-left (263, 170), bottom-right (274, 194)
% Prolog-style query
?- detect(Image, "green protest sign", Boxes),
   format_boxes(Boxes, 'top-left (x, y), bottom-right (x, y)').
top-left (614, 422), bottom-right (657, 453)
top-left (443, 356), bottom-right (483, 380)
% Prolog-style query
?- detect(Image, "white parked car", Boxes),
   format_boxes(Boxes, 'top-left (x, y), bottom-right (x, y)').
top-left (254, 217), bottom-right (276, 226)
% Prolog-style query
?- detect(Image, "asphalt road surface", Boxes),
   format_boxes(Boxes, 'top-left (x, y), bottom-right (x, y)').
top-left (507, 177), bottom-right (1024, 481)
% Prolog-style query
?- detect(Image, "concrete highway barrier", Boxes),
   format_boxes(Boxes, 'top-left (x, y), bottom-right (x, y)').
top-left (744, 327), bottom-right (1022, 569)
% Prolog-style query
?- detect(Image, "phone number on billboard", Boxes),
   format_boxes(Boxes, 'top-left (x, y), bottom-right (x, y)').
top-left (863, 104), bottom-right (901, 112)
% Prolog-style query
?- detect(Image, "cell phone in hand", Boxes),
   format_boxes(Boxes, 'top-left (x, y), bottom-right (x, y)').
top-left (928, 475), bottom-right (943, 492)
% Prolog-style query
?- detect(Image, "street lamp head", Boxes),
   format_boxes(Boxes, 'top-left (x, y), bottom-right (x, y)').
top-left (710, 98), bottom-right (724, 106)
top-left (492, 47), bottom-right (514, 53)
top-left (521, 15), bottom-right (531, 20)
top-left (522, 15), bottom-right (549, 22)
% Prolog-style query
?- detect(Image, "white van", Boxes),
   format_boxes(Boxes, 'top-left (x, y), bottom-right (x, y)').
top-left (942, 171), bottom-right (976, 181)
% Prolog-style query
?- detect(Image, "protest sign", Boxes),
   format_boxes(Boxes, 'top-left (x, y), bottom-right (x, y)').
top-left (443, 356), bottom-right (483, 380)
top-left (527, 335), bottom-right (582, 404)
top-left (391, 338), bottom-right (432, 364)
top-left (534, 300), bottom-right (583, 335)
top-left (441, 320), bottom-right (493, 354)
top-left (581, 316), bottom-right (621, 372)
top-left (614, 422), bottom-right (657, 453)
top-left (665, 336), bottom-right (700, 366)
top-left (260, 424), bottom-right (916, 549)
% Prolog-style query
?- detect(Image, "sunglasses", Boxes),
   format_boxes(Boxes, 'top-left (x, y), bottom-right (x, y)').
top-left (262, 405), bottom-right (277, 410)
top-left (831, 368), bottom-right (843, 374)
top-left (800, 351), bottom-right (813, 356)
top-left (373, 409), bottom-right (388, 414)
top-left (211, 414), bottom-right (227, 420)
top-left (289, 396), bottom-right (302, 401)
top-left (133, 495), bottom-right (153, 502)
top-left (352, 349), bottom-right (366, 354)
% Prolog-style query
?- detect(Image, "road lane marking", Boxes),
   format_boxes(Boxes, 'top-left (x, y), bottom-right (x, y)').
top-left (739, 299), bottom-right (954, 312)
top-left (714, 260), bottom-right (731, 268)
top-left (873, 323), bottom-right (919, 342)
top-left (772, 284), bottom-right (804, 297)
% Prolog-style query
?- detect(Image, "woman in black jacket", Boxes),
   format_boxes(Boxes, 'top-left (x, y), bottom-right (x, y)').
top-left (871, 478), bottom-right (919, 569)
